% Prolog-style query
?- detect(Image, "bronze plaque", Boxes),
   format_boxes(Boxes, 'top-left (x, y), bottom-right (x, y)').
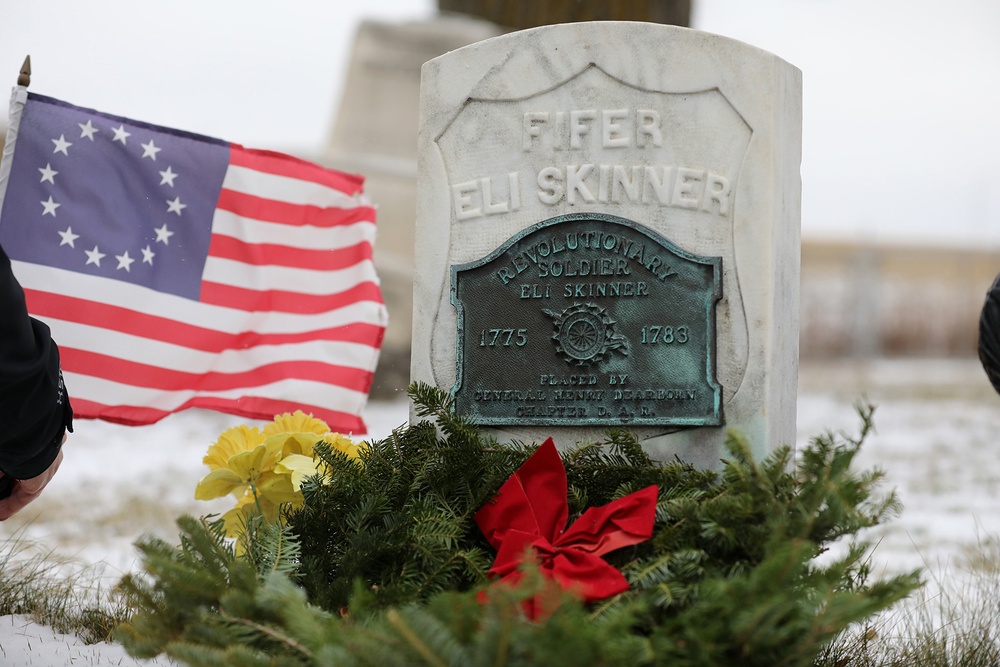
top-left (451, 213), bottom-right (722, 426)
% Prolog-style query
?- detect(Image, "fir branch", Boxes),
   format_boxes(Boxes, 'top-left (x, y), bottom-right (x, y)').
top-left (118, 397), bottom-right (921, 667)
top-left (385, 608), bottom-right (453, 667)
top-left (217, 610), bottom-right (315, 661)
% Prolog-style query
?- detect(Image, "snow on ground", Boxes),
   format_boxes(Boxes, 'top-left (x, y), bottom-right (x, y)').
top-left (1, 358), bottom-right (998, 665)
top-left (796, 358), bottom-right (1000, 576)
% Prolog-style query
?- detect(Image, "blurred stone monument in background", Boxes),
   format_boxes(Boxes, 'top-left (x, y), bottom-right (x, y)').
top-left (323, 15), bottom-right (503, 395)
top-left (435, 0), bottom-right (690, 30)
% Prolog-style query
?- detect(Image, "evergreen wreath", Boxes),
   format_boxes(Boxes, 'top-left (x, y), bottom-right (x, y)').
top-left (115, 383), bottom-right (921, 667)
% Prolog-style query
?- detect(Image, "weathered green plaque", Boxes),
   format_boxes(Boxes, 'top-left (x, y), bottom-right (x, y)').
top-left (451, 213), bottom-right (722, 426)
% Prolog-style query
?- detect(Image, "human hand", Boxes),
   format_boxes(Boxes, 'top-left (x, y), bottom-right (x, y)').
top-left (0, 440), bottom-right (65, 520)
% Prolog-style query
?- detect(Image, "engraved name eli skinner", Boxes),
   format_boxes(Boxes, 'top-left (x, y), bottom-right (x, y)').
top-left (450, 108), bottom-right (733, 222)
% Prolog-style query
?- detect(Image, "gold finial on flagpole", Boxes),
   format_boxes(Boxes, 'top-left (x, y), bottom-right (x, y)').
top-left (18, 55), bottom-right (30, 87)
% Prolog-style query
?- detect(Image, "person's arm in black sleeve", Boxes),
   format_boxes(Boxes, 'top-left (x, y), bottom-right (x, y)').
top-left (979, 273), bottom-right (1000, 395)
top-left (0, 243), bottom-right (73, 518)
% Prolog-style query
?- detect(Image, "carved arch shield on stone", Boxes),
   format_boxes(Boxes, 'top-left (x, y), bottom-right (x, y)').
top-left (431, 64), bottom-right (752, 408)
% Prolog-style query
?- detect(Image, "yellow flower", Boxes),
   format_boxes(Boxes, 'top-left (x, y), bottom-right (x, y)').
top-left (203, 425), bottom-right (264, 471)
top-left (220, 494), bottom-right (283, 541)
top-left (263, 411), bottom-right (330, 438)
top-left (256, 471), bottom-right (303, 507)
top-left (196, 413), bottom-right (365, 542)
top-left (276, 454), bottom-right (324, 492)
top-left (264, 432), bottom-right (324, 461)
top-left (195, 440), bottom-right (283, 501)
top-left (324, 433), bottom-right (361, 460)
top-left (220, 494), bottom-right (268, 537)
top-left (261, 416), bottom-right (360, 466)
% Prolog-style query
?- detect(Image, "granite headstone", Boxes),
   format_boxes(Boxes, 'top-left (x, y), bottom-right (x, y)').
top-left (412, 22), bottom-right (802, 466)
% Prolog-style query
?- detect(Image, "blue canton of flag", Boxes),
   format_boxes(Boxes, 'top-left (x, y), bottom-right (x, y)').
top-left (0, 93), bottom-right (228, 300)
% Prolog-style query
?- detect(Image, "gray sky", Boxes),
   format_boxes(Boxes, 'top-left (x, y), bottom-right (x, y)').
top-left (1, 0), bottom-right (998, 246)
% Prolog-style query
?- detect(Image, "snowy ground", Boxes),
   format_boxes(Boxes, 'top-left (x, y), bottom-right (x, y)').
top-left (1, 357), bottom-right (998, 665)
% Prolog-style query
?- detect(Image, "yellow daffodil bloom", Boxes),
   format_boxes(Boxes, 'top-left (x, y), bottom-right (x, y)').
top-left (263, 411), bottom-right (330, 437)
top-left (325, 433), bottom-right (361, 460)
top-left (220, 494), bottom-right (283, 543)
top-left (265, 432), bottom-right (323, 461)
top-left (196, 412), bottom-right (364, 541)
top-left (203, 425), bottom-right (265, 471)
top-left (220, 494), bottom-right (269, 536)
top-left (270, 434), bottom-right (360, 491)
top-left (256, 471), bottom-right (303, 506)
top-left (275, 454), bottom-right (324, 492)
top-left (195, 440), bottom-right (283, 501)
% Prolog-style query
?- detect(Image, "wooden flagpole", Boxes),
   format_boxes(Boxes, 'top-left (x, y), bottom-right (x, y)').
top-left (17, 55), bottom-right (30, 87)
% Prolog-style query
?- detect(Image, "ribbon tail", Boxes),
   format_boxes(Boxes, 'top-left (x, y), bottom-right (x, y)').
top-left (557, 485), bottom-right (658, 556)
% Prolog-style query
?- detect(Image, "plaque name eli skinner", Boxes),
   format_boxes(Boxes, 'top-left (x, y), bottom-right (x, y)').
top-left (413, 22), bottom-right (802, 466)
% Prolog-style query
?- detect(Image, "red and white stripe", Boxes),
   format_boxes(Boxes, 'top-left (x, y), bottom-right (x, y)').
top-left (16, 145), bottom-right (387, 434)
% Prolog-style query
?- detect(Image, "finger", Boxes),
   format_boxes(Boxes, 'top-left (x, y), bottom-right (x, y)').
top-left (0, 450), bottom-right (64, 520)
top-left (0, 494), bottom-right (24, 521)
top-left (0, 481), bottom-right (44, 520)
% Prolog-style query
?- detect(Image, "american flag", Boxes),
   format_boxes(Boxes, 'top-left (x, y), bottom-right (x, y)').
top-left (0, 90), bottom-right (387, 434)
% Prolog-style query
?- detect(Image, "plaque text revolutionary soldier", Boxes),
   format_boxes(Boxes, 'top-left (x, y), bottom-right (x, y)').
top-left (453, 213), bottom-right (721, 426)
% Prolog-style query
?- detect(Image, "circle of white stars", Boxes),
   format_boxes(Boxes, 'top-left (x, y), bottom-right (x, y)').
top-left (36, 114), bottom-right (189, 275)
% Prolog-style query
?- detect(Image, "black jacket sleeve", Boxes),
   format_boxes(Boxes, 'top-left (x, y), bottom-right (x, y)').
top-left (979, 273), bottom-right (1000, 396)
top-left (0, 244), bottom-right (73, 479)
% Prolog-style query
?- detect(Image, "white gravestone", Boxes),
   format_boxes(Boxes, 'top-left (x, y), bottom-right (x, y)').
top-left (412, 22), bottom-right (801, 467)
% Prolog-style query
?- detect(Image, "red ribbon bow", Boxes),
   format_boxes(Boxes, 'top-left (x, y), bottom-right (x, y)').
top-left (474, 437), bottom-right (658, 607)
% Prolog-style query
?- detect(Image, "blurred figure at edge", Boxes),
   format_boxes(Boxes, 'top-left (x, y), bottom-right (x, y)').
top-left (0, 243), bottom-right (73, 519)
